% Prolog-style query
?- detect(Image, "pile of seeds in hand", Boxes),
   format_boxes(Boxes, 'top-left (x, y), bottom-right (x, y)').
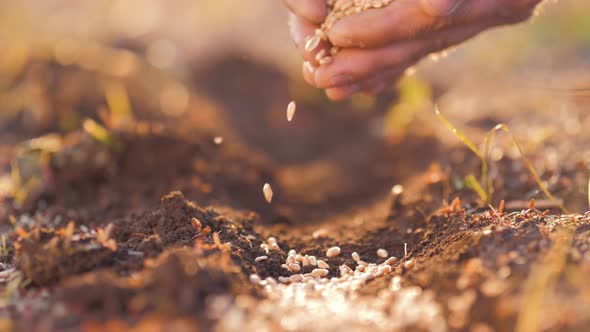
top-left (306, 0), bottom-right (395, 63)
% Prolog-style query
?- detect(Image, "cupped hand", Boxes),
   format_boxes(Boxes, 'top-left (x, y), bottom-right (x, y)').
top-left (285, 0), bottom-right (541, 101)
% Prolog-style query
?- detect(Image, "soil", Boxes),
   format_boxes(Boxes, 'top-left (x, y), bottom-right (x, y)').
top-left (1, 54), bottom-right (590, 332)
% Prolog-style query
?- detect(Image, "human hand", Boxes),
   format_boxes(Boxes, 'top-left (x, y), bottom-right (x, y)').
top-left (285, 0), bottom-right (541, 101)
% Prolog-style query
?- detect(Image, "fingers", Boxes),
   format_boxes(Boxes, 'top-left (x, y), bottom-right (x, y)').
top-left (327, 0), bottom-right (539, 48)
top-left (313, 21), bottom-right (486, 90)
top-left (283, 0), bottom-right (327, 24)
top-left (289, 13), bottom-right (331, 65)
top-left (325, 69), bottom-right (402, 101)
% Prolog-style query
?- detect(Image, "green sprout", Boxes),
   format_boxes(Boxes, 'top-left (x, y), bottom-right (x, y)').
top-left (435, 107), bottom-right (566, 212)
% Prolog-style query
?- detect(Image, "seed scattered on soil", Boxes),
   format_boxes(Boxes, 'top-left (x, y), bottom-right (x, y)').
top-left (263, 183), bottom-right (273, 203)
top-left (309, 255), bottom-right (318, 266)
top-left (255, 256), bottom-right (268, 262)
top-left (311, 268), bottom-right (329, 278)
top-left (289, 263), bottom-right (301, 272)
top-left (287, 101), bottom-right (297, 122)
top-left (377, 249), bottom-right (388, 258)
top-left (326, 246), bottom-right (341, 257)
top-left (213, 136), bottom-right (224, 144)
top-left (352, 252), bottom-right (360, 261)
top-left (317, 260), bottom-right (330, 269)
top-left (404, 243), bottom-right (408, 257)
top-left (384, 257), bottom-right (398, 265)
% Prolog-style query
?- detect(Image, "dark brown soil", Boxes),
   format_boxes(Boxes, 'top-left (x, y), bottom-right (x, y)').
top-left (1, 55), bottom-right (590, 332)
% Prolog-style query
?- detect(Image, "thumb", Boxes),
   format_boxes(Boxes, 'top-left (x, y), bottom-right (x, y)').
top-left (284, 0), bottom-right (327, 24)
top-left (420, 0), bottom-right (466, 16)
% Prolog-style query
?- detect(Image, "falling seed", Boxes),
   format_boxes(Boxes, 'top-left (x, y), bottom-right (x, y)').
top-left (287, 101), bottom-right (296, 122)
top-left (213, 136), bottom-right (224, 144)
top-left (377, 249), bottom-right (388, 258)
top-left (326, 246), bottom-right (341, 258)
top-left (391, 184), bottom-right (404, 196)
top-left (263, 183), bottom-right (273, 203)
top-left (352, 252), bottom-right (360, 262)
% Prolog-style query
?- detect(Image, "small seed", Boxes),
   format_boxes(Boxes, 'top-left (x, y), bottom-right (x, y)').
top-left (317, 260), bottom-right (330, 269)
top-left (304, 61), bottom-right (316, 74)
top-left (404, 259), bottom-right (415, 269)
top-left (213, 136), bottom-right (224, 144)
top-left (311, 268), bottom-right (329, 278)
top-left (377, 249), bottom-right (388, 258)
top-left (288, 249), bottom-right (297, 256)
top-left (263, 183), bottom-right (273, 204)
top-left (309, 255), bottom-right (317, 266)
top-left (352, 252), bottom-right (360, 262)
top-left (287, 101), bottom-right (296, 122)
top-left (289, 263), bottom-right (301, 272)
top-left (384, 257), bottom-right (398, 265)
top-left (289, 274), bottom-right (304, 282)
top-left (319, 56), bottom-right (333, 65)
top-left (326, 246), bottom-right (341, 258)
top-left (249, 274), bottom-right (261, 284)
top-left (255, 256), bottom-right (268, 262)
top-left (302, 256), bottom-right (311, 266)
top-left (305, 33), bottom-right (322, 52)
top-left (286, 255), bottom-right (296, 264)
top-left (391, 184), bottom-right (404, 195)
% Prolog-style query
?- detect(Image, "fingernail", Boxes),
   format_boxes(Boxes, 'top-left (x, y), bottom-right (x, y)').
top-left (421, 0), bottom-right (465, 16)
top-left (329, 75), bottom-right (353, 87)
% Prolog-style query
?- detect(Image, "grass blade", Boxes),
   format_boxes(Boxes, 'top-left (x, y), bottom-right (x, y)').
top-left (434, 106), bottom-right (482, 159)
top-left (464, 175), bottom-right (487, 202)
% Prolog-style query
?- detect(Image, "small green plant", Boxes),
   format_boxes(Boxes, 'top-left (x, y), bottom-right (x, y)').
top-left (435, 107), bottom-right (566, 212)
